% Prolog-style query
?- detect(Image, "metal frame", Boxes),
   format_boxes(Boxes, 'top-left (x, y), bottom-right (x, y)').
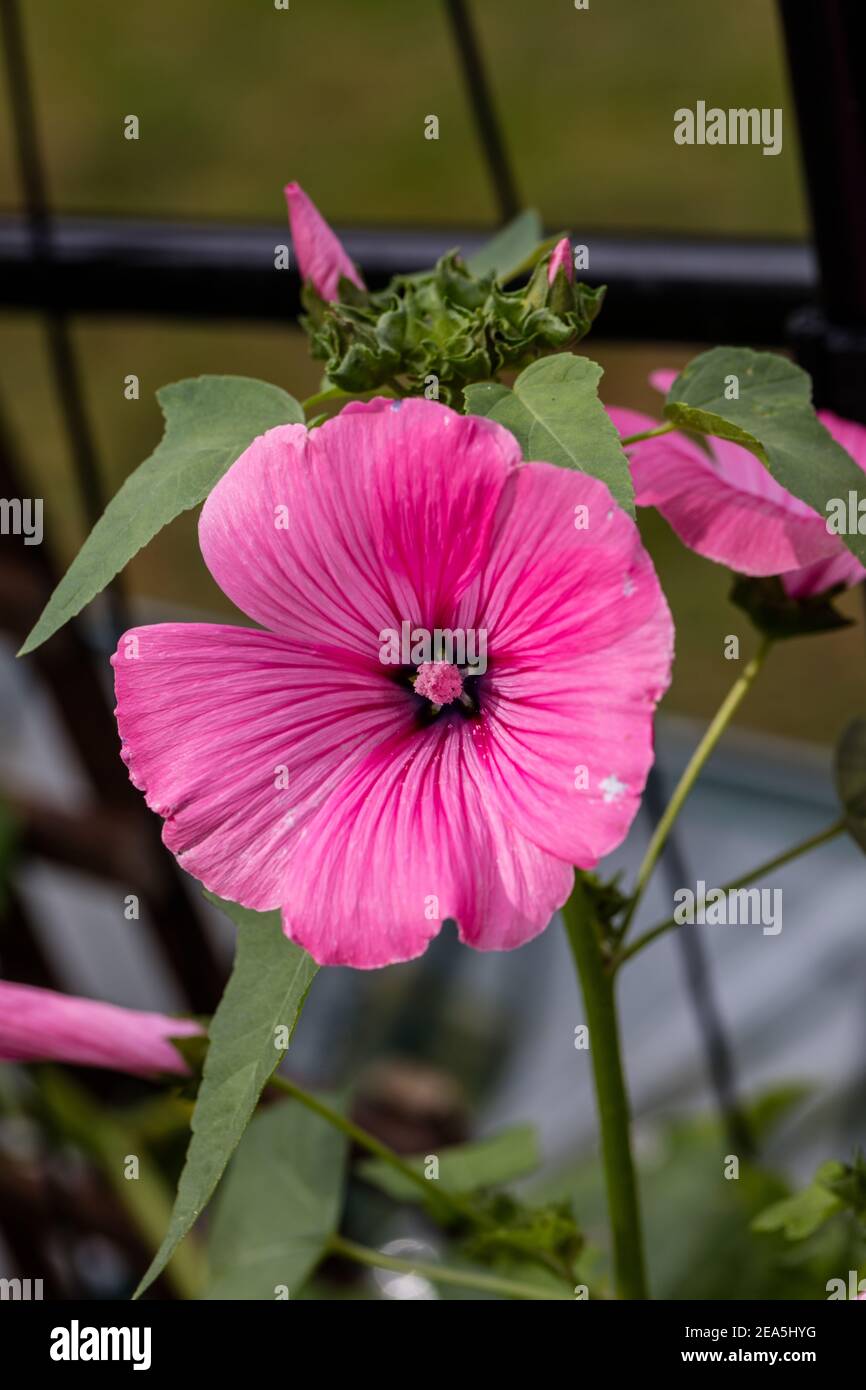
top-left (0, 213), bottom-right (817, 345)
top-left (1, 0), bottom-right (865, 1281)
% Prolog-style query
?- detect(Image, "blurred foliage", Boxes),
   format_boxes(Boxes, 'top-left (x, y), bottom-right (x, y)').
top-left (754, 1153), bottom-right (866, 1242)
top-left (5, 1056), bottom-right (865, 1299)
top-left (537, 1090), bottom-right (866, 1300)
top-left (358, 1124), bottom-right (540, 1202)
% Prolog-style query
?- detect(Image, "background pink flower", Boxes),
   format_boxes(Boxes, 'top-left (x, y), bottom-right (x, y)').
top-left (284, 181), bottom-right (364, 302)
top-left (113, 398), bottom-right (673, 969)
top-left (0, 980), bottom-right (200, 1076)
top-left (609, 371), bottom-right (866, 598)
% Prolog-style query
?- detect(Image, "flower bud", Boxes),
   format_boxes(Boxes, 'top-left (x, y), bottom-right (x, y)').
top-left (284, 182), bottom-right (365, 302)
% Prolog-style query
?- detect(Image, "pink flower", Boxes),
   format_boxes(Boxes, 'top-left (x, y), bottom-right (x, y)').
top-left (547, 237), bottom-right (574, 285)
top-left (0, 980), bottom-right (201, 1076)
top-left (284, 182), bottom-right (364, 302)
top-left (609, 371), bottom-right (866, 598)
top-left (113, 398), bottom-right (672, 969)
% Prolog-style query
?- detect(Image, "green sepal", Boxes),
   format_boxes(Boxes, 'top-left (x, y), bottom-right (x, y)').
top-left (301, 246), bottom-right (605, 405)
top-left (729, 575), bottom-right (854, 640)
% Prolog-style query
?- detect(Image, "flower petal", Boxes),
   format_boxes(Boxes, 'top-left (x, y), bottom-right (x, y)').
top-left (279, 718), bottom-right (573, 968)
top-left (781, 410), bottom-right (866, 595)
top-left (284, 182), bottom-right (364, 300)
top-left (0, 980), bottom-right (199, 1076)
top-left (630, 432), bottom-right (839, 574)
top-left (456, 464), bottom-right (673, 865)
top-left (649, 367), bottom-right (678, 396)
top-left (198, 399), bottom-right (522, 658)
top-left (781, 549), bottom-right (865, 598)
top-left (112, 623), bottom-right (410, 908)
top-left (547, 237), bottom-right (574, 284)
top-left (606, 405), bottom-right (661, 448)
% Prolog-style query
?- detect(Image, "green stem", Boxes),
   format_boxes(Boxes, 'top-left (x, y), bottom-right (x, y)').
top-left (300, 385), bottom-right (399, 416)
top-left (613, 817), bottom-right (846, 971)
top-left (620, 636), bottom-right (774, 939)
top-left (562, 879), bottom-right (648, 1300)
top-left (300, 389), bottom-right (341, 415)
top-left (269, 1073), bottom-right (574, 1286)
top-left (268, 1073), bottom-right (465, 1224)
top-left (328, 1234), bottom-right (573, 1301)
top-left (619, 421), bottom-right (676, 447)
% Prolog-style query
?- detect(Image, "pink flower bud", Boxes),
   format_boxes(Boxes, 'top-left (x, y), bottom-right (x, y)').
top-left (284, 182), bottom-right (365, 302)
top-left (547, 237), bottom-right (574, 285)
top-left (0, 980), bottom-right (202, 1077)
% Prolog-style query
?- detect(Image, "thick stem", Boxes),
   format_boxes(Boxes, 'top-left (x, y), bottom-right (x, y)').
top-left (613, 817), bottom-right (846, 970)
top-left (562, 878), bottom-right (648, 1300)
top-left (328, 1234), bottom-right (573, 1301)
top-left (620, 636), bottom-right (774, 939)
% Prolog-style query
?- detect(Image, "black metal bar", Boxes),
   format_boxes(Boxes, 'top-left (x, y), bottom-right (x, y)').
top-left (0, 214), bottom-right (816, 345)
top-left (0, 0), bottom-right (49, 240)
top-left (0, 398), bottom-right (226, 1014)
top-left (780, 0), bottom-right (866, 418)
top-left (779, 0), bottom-right (866, 323)
top-left (641, 769), bottom-right (753, 1157)
top-left (780, 0), bottom-right (866, 1152)
top-left (0, 0), bottom-right (125, 634)
top-left (443, 0), bottom-right (520, 223)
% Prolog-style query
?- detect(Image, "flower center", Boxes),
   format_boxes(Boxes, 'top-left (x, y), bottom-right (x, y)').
top-left (413, 660), bottom-right (463, 707)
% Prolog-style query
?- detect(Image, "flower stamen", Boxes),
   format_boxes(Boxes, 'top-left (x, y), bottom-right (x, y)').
top-left (413, 660), bottom-right (463, 707)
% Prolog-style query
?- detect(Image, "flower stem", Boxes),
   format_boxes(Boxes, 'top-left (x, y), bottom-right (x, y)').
top-left (619, 421), bottom-right (676, 447)
top-left (562, 877), bottom-right (648, 1300)
top-left (612, 816), bottom-right (846, 971)
top-left (619, 636), bottom-right (774, 939)
top-left (300, 385), bottom-right (399, 416)
top-left (328, 1234), bottom-right (573, 1301)
top-left (268, 1073), bottom-right (467, 1224)
top-left (268, 1072), bottom-right (575, 1287)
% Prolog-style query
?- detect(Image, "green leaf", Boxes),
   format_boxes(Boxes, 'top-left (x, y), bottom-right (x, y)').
top-left (835, 718), bottom-right (866, 853)
top-left (663, 348), bottom-right (866, 566)
top-left (752, 1161), bottom-right (846, 1241)
top-left (133, 895), bottom-right (317, 1298)
top-left (19, 376), bottom-right (303, 656)
top-left (825, 1152), bottom-right (866, 1221)
top-left (203, 1099), bottom-right (346, 1300)
top-left (746, 1083), bottom-right (811, 1139)
top-left (466, 1193), bottom-right (583, 1270)
top-left (465, 354), bottom-right (634, 514)
top-left (359, 1125), bottom-right (540, 1204)
top-left (465, 209), bottom-right (544, 282)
